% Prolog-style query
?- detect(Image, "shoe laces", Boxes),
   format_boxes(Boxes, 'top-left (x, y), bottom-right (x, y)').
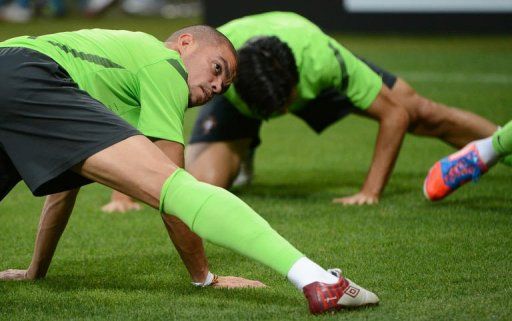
top-left (327, 268), bottom-right (342, 278)
top-left (445, 151), bottom-right (482, 186)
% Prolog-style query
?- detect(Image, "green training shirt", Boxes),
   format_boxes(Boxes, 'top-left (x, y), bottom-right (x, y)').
top-left (219, 11), bottom-right (383, 119)
top-left (0, 29), bottom-right (189, 144)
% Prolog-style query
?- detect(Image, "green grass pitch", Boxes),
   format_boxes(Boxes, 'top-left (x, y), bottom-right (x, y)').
top-left (0, 16), bottom-right (511, 321)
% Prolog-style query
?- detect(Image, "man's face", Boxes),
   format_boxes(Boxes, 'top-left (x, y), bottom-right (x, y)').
top-left (181, 41), bottom-right (237, 107)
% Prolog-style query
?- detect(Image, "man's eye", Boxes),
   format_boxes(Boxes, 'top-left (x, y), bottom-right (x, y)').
top-left (214, 63), bottom-right (222, 74)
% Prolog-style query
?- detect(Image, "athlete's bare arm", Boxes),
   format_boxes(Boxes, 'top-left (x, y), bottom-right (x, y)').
top-left (92, 138), bottom-right (263, 288)
top-left (0, 188), bottom-right (79, 280)
top-left (333, 85), bottom-right (409, 205)
top-left (151, 139), bottom-right (210, 283)
top-left (96, 139), bottom-right (208, 283)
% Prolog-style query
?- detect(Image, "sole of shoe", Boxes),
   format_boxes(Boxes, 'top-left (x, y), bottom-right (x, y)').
top-left (423, 167), bottom-right (436, 201)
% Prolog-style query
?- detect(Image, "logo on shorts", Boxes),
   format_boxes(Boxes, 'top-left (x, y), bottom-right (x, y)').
top-left (344, 286), bottom-right (360, 298)
top-left (202, 116), bottom-right (217, 134)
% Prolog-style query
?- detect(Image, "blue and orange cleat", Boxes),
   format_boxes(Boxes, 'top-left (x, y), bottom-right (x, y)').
top-left (423, 144), bottom-right (488, 201)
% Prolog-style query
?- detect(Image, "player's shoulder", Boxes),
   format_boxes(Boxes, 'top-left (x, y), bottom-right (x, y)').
top-left (84, 29), bottom-right (161, 46)
top-left (266, 11), bottom-right (312, 23)
top-left (138, 51), bottom-right (189, 93)
top-left (141, 50), bottom-right (186, 75)
top-left (260, 12), bottom-right (322, 31)
top-left (100, 30), bottom-right (177, 70)
top-left (219, 11), bottom-right (326, 50)
top-left (163, 51), bottom-right (188, 84)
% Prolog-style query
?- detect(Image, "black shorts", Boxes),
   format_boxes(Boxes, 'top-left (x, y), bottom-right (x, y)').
top-left (0, 47), bottom-right (140, 200)
top-left (189, 58), bottom-right (397, 148)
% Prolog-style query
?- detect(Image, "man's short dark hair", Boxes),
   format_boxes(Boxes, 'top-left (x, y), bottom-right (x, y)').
top-left (235, 36), bottom-right (298, 120)
top-left (167, 25), bottom-right (236, 57)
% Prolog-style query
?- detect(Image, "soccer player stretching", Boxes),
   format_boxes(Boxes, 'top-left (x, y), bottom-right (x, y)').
top-left (0, 26), bottom-right (377, 314)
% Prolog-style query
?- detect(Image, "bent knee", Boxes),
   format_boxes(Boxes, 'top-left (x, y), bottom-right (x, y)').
top-left (185, 141), bottom-right (247, 188)
top-left (185, 143), bottom-right (210, 166)
top-left (392, 79), bottom-right (441, 129)
top-left (406, 95), bottom-right (448, 133)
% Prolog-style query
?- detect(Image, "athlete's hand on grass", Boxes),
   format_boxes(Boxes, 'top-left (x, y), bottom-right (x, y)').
top-left (333, 192), bottom-right (379, 205)
top-left (101, 199), bottom-right (142, 213)
top-left (0, 269), bottom-right (29, 281)
top-left (212, 276), bottom-right (266, 289)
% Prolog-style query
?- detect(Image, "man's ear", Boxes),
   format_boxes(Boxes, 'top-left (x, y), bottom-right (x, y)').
top-left (177, 33), bottom-right (195, 52)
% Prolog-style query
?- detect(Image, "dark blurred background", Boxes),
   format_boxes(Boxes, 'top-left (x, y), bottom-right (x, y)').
top-left (1, 0), bottom-right (511, 33)
top-left (0, 0), bottom-right (201, 23)
top-left (204, 0), bottom-right (512, 33)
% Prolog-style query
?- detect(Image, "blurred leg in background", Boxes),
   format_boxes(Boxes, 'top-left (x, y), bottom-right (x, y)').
top-left (0, 0), bottom-right (68, 22)
top-left (83, 0), bottom-right (117, 17)
top-left (160, 0), bottom-right (201, 19)
top-left (84, 0), bottom-right (201, 18)
top-left (0, 0), bottom-right (32, 23)
top-left (121, 0), bottom-right (165, 16)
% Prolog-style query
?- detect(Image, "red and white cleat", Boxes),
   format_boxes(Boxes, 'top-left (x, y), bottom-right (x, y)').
top-left (303, 271), bottom-right (379, 315)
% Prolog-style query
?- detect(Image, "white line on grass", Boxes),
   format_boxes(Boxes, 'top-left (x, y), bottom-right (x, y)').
top-left (397, 71), bottom-right (512, 84)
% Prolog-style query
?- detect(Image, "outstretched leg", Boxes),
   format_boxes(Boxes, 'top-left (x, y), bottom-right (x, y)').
top-left (0, 188), bottom-right (79, 280)
top-left (75, 135), bottom-right (379, 314)
top-left (492, 120), bottom-right (512, 156)
top-left (391, 78), bottom-right (498, 147)
top-left (423, 120), bottom-right (512, 201)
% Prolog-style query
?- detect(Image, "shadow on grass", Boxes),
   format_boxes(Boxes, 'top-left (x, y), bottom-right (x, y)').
top-left (233, 171), bottom-right (425, 201)
top-left (234, 184), bottom-right (331, 200)
top-left (232, 168), bottom-right (511, 214)
top-left (233, 171), bottom-right (368, 200)
top-left (25, 254), bottom-right (297, 307)
top-left (422, 196), bottom-right (512, 214)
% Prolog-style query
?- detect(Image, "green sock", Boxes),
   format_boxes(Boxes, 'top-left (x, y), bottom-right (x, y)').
top-left (160, 169), bottom-right (303, 276)
top-left (493, 120), bottom-right (512, 157)
top-left (501, 155), bottom-right (512, 167)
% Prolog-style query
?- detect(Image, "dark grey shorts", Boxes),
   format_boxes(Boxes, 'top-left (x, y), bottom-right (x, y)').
top-left (0, 47), bottom-right (140, 200)
top-left (189, 57), bottom-right (397, 148)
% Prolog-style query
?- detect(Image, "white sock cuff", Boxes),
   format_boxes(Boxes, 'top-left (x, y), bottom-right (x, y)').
top-left (474, 137), bottom-right (499, 166)
top-left (287, 257), bottom-right (338, 290)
